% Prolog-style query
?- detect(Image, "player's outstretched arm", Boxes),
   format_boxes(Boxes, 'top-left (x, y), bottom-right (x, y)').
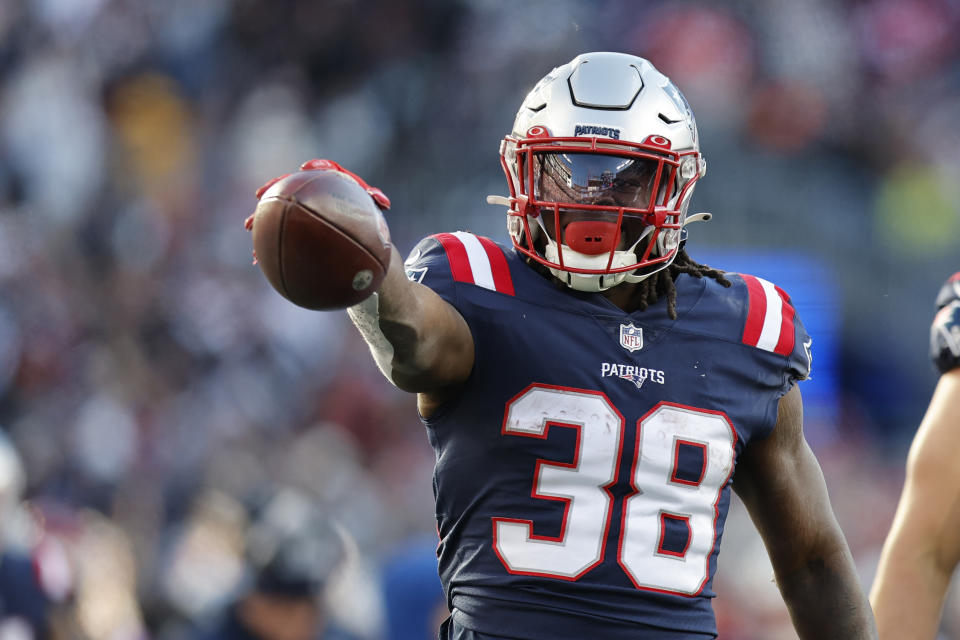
top-left (249, 160), bottom-right (475, 398)
top-left (348, 244), bottom-right (475, 397)
top-left (870, 368), bottom-right (960, 640)
top-left (733, 385), bottom-right (878, 639)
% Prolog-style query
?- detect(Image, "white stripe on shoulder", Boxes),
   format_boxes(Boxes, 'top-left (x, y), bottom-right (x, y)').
top-left (452, 231), bottom-right (495, 291)
top-left (756, 277), bottom-right (783, 352)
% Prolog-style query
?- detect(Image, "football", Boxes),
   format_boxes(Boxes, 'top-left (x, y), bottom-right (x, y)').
top-left (251, 170), bottom-right (392, 310)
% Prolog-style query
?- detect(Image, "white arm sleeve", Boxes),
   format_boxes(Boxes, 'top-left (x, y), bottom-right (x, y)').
top-left (346, 293), bottom-right (396, 383)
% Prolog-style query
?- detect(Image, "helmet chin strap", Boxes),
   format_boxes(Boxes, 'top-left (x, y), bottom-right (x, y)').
top-left (620, 212), bottom-right (713, 285)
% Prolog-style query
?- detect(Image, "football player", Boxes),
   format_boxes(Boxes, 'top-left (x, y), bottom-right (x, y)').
top-left (250, 53), bottom-right (876, 639)
top-left (191, 489), bottom-right (361, 640)
top-left (870, 272), bottom-right (960, 639)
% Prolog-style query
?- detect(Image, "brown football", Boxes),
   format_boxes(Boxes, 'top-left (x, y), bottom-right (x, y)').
top-left (251, 170), bottom-right (392, 310)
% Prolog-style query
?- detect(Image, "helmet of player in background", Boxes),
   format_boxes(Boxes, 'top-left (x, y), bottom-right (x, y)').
top-left (495, 52), bottom-right (706, 292)
top-left (244, 488), bottom-right (347, 599)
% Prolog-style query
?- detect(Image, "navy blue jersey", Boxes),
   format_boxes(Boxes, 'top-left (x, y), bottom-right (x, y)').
top-left (931, 272), bottom-right (960, 373)
top-left (405, 232), bottom-right (811, 639)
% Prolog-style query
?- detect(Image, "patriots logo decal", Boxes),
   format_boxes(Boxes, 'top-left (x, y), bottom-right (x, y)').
top-left (619, 371), bottom-right (648, 389)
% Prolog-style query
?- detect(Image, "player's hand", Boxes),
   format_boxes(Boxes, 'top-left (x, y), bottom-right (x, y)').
top-left (252, 159), bottom-right (390, 208)
top-left (244, 159), bottom-right (391, 263)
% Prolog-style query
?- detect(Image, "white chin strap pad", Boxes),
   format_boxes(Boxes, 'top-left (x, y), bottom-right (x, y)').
top-left (543, 241), bottom-right (633, 292)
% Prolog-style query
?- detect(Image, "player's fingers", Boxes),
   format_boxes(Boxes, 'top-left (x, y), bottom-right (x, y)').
top-left (367, 187), bottom-right (391, 210)
top-left (300, 159), bottom-right (342, 172)
top-left (255, 174), bottom-right (290, 199)
top-left (298, 159), bottom-right (390, 210)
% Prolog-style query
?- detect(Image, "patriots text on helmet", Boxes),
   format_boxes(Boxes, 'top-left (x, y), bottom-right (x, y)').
top-left (574, 125), bottom-right (621, 139)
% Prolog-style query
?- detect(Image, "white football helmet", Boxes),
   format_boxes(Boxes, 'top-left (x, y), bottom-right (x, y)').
top-left (490, 52), bottom-right (708, 292)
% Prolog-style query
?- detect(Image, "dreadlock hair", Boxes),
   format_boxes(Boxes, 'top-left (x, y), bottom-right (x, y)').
top-left (630, 247), bottom-right (731, 320)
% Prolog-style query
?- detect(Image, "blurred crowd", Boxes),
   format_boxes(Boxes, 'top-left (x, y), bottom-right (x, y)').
top-left (0, 0), bottom-right (958, 638)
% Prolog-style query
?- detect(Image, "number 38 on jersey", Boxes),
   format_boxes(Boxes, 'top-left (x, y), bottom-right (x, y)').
top-left (493, 384), bottom-right (737, 596)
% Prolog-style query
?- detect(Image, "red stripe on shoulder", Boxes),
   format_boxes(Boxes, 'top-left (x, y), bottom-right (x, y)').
top-left (773, 285), bottom-right (796, 356)
top-left (476, 236), bottom-right (515, 296)
top-left (432, 233), bottom-right (474, 284)
top-left (741, 275), bottom-right (766, 347)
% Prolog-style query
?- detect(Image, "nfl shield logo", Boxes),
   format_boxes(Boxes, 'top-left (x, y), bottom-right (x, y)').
top-left (619, 323), bottom-right (643, 352)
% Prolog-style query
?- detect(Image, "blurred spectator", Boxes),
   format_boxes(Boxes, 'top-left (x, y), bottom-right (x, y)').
top-left (0, 432), bottom-right (74, 640)
top-left (189, 488), bottom-right (368, 640)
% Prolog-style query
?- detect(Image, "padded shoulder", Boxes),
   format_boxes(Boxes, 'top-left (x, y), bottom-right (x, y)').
top-left (404, 232), bottom-right (515, 298)
top-left (931, 272), bottom-right (960, 373)
top-left (721, 273), bottom-right (812, 381)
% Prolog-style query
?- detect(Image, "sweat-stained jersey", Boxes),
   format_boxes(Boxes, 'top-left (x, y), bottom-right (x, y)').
top-left (405, 232), bottom-right (812, 640)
